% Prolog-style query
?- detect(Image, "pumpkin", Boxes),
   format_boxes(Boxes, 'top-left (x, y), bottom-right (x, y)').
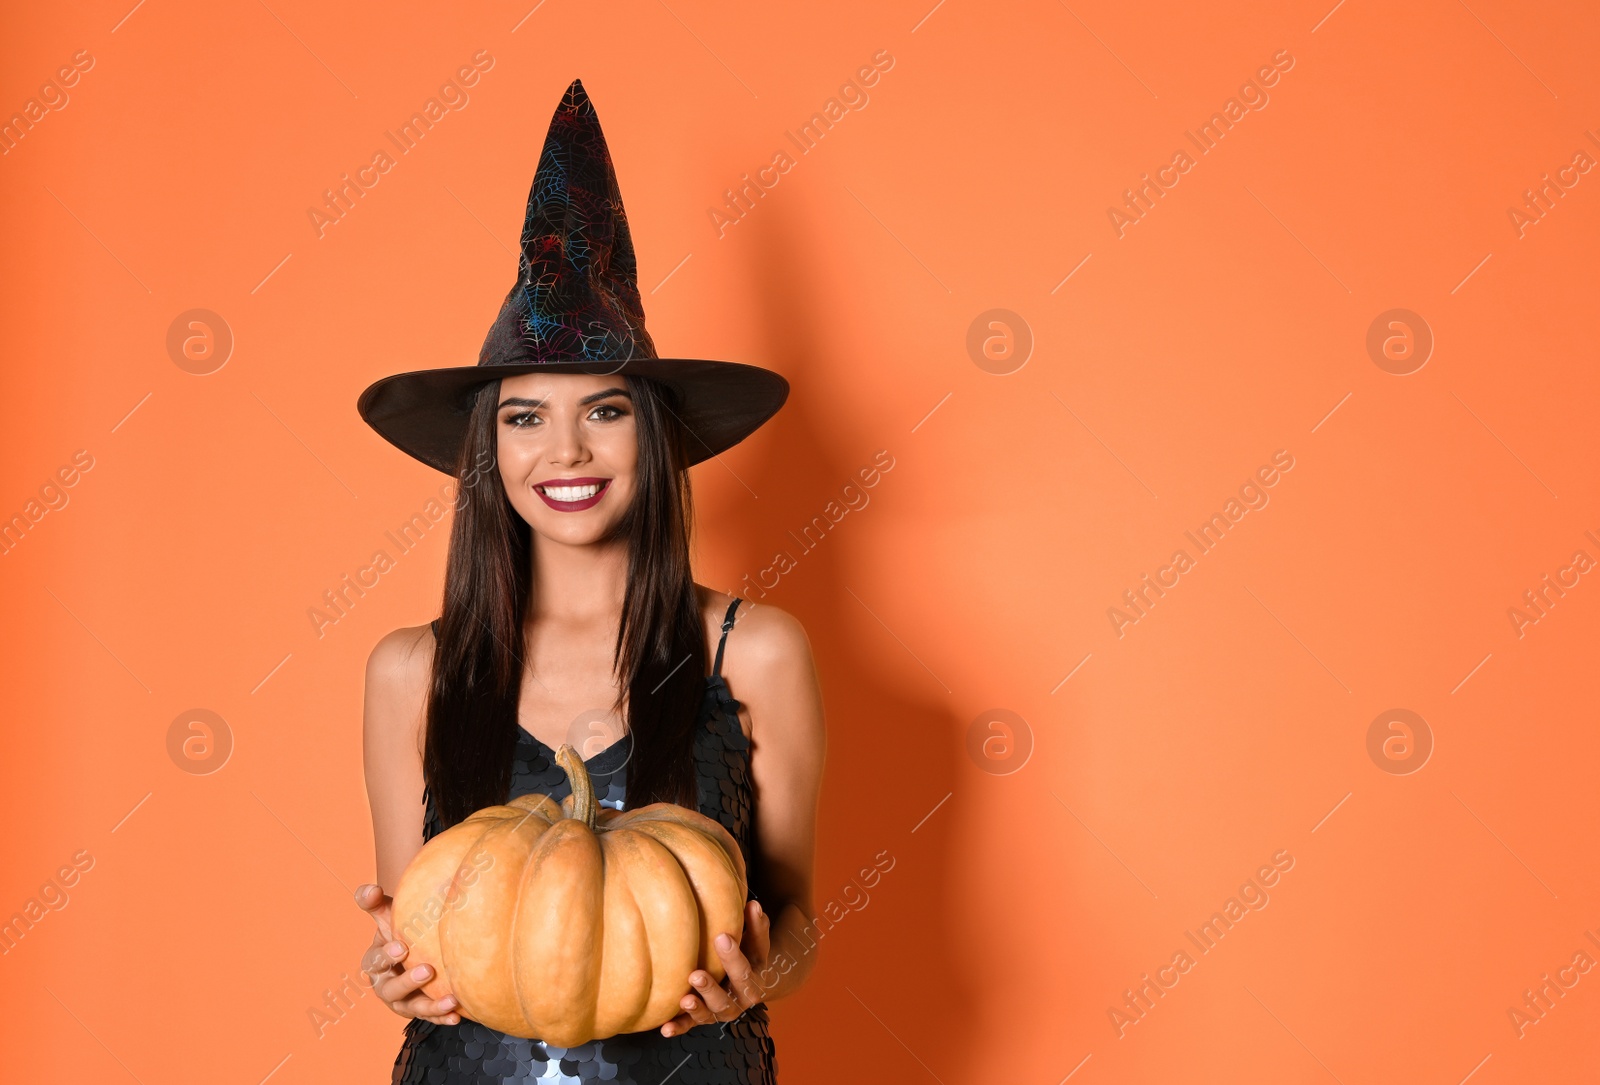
top-left (391, 744), bottom-right (747, 1045)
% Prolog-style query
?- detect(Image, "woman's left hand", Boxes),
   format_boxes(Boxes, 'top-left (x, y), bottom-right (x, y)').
top-left (660, 900), bottom-right (772, 1037)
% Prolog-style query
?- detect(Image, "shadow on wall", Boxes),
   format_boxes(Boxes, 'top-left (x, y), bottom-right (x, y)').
top-left (705, 198), bottom-right (969, 1076)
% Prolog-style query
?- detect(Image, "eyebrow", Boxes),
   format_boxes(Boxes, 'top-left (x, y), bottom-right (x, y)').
top-left (497, 387), bottom-right (631, 410)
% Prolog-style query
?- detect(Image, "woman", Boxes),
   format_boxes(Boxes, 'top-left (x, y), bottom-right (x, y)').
top-left (350, 81), bottom-right (825, 1082)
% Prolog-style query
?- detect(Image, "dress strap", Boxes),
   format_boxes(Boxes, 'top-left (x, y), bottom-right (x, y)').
top-left (711, 598), bottom-right (742, 679)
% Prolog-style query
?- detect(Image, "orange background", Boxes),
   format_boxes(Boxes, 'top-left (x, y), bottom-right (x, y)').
top-left (3, 1), bottom-right (1598, 1081)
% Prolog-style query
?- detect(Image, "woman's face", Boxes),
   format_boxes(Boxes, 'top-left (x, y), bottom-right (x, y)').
top-left (494, 372), bottom-right (638, 546)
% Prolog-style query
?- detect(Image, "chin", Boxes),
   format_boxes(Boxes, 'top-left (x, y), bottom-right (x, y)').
top-left (538, 519), bottom-right (619, 546)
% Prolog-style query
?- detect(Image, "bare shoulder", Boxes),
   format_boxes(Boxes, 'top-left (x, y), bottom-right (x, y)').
top-left (363, 623), bottom-right (436, 755)
top-left (365, 622), bottom-right (436, 696)
top-left (364, 624), bottom-right (435, 888)
top-left (694, 585), bottom-right (812, 662)
top-left (694, 587), bottom-right (824, 778)
top-left (694, 585), bottom-right (816, 699)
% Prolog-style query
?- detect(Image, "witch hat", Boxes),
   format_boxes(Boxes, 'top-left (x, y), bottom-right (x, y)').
top-left (357, 78), bottom-right (788, 474)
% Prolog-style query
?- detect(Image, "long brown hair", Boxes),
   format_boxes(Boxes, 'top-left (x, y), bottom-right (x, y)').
top-left (422, 374), bottom-right (705, 831)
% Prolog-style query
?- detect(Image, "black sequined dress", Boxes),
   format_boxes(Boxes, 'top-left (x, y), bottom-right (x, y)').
top-left (392, 598), bottom-right (776, 1083)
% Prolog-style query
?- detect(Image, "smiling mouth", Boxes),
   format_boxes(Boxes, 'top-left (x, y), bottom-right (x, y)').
top-left (539, 482), bottom-right (603, 501)
top-left (534, 478), bottom-right (611, 511)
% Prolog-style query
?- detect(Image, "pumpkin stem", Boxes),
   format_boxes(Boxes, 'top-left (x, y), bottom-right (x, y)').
top-left (555, 744), bottom-right (598, 830)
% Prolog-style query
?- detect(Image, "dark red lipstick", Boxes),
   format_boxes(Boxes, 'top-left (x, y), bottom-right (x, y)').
top-left (533, 476), bottom-right (611, 512)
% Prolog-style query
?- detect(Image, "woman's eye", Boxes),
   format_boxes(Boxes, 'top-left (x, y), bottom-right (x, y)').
top-left (589, 405), bottom-right (625, 421)
top-left (503, 411), bottom-right (538, 428)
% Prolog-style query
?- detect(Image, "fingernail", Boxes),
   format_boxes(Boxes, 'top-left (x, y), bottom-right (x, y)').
top-left (682, 997), bottom-right (696, 1010)
top-left (716, 934), bottom-right (734, 951)
top-left (387, 942), bottom-right (404, 957)
top-left (411, 965), bottom-right (430, 980)
top-left (441, 996), bottom-right (457, 1009)
top-left (691, 973), bottom-right (707, 986)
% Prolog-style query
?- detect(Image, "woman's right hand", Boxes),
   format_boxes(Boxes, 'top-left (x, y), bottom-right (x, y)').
top-left (355, 883), bottom-right (462, 1026)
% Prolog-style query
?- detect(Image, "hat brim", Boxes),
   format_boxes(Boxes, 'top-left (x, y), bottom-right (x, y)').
top-left (357, 358), bottom-right (789, 475)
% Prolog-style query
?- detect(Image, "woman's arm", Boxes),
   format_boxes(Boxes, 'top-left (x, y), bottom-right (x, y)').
top-left (354, 624), bottom-right (462, 1025)
top-left (363, 625), bottom-right (431, 890)
top-left (737, 601), bottom-right (827, 998)
top-left (663, 599), bottom-right (826, 1034)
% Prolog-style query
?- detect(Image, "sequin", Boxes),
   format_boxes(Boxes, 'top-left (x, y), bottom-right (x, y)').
top-left (394, 601), bottom-right (774, 1083)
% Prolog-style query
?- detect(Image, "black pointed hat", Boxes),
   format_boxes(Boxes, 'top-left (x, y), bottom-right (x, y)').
top-left (357, 79), bottom-right (788, 474)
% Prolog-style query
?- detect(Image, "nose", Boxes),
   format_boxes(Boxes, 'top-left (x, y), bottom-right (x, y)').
top-left (546, 408), bottom-right (589, 467)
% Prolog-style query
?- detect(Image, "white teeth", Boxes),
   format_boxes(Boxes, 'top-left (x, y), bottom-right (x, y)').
top-left (542, 483), bottom-right (601, 502)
